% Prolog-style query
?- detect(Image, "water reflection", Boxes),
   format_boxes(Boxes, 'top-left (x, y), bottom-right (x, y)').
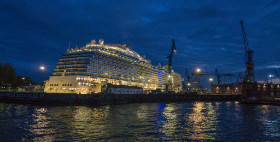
top-left (0, 102), bottom-right (280, 141)
top-left (260, 105), bottom-right (270, 115)
top-left (161, 104), bottom-right (179, 139)
top-left (29, 107), bottom-right (55, 142)
top-left (187, 102), bottom-right (218, 140)
top-left (153, 102), bottom-right (219, 141)
top-left (256, 105), bottom-right (280, 139)
top-left (71, 106), bottom-right (110, 141)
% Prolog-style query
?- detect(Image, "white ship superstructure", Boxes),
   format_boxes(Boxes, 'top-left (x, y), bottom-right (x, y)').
top-left (44, 39), bottom-right (183, 94)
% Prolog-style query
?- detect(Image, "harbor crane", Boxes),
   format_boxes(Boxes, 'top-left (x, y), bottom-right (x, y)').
top-left (166, 39), bottom-right (176, 93)
top-left (214, 68), bottom-right (234, 84)
top-left (240, 20), bottom-right (255, 82)
top-left (215, 68), bottom-right (222, 85)
top-left (183, 69), bottom-right (193, 92)
top-left (185, 69), bottom-right (192, 84)
top-left (191, 68), bottom-right (211, 89)
top-left (236, 72), bottom-right (243, 84)
top-left (191, 68), bottom-right (234, 89)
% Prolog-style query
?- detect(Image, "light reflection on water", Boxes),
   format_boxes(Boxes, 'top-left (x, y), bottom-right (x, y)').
top-left (0, 102), bottom-right (280, 141)
top-left (28, 108), bottom-right (55, 142)
top-left (188, 102), bottom-right (218, 141)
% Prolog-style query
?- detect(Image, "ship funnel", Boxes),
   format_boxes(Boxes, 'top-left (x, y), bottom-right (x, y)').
top-left (99, 39), bottom-right (104, 45)
top-left (91, 40), bottom-right (96, 44)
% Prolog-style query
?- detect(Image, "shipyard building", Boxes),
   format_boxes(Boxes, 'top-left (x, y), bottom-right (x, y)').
top-left (44, 39), bottom-right (183, 94)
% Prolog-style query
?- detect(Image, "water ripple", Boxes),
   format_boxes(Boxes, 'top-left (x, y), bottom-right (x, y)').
top-left (0, 102), bottom-right (280, 141)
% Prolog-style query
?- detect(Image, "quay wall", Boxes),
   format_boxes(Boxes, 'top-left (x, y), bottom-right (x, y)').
top-left (0, 91), bottom-right (241, 106)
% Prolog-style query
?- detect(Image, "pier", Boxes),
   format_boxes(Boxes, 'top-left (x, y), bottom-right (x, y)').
top-left (0, 91), bottom-right (241, 106)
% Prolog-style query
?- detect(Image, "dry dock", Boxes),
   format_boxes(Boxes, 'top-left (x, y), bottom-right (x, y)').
top-left (0, 91), bottom-right (241, 106)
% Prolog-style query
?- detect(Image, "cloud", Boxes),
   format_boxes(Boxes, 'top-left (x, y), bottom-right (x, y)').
top-left (0, 0), bottom-right (280, 83)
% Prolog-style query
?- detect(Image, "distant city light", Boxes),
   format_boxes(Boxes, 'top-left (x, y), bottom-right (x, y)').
top-left (187, 83), bottom-right (191, 86)
top-left (209, 78), bottom-right (213, 82)
top-left (196, 68), bottom-right (201, 73)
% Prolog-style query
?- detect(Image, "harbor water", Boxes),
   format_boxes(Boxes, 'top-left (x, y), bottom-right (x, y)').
top-left (0, 102), bottom-right (280, 141)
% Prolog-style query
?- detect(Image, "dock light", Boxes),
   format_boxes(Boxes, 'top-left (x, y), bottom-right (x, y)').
top-left (196, 68), bottom-right (201, 73)
top-left (187, 83), bottom-right (191, 86)
top-left (209, 78), bottom-right (213, 82)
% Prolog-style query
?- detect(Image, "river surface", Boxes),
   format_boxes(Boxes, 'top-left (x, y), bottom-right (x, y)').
top-left (0, 102), bottom-right (280, 141)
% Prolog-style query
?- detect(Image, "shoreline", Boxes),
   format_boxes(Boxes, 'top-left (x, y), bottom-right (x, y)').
top-left (0, 91), bottom-right (241, 106)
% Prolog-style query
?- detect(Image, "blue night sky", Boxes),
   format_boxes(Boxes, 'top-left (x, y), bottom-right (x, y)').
top-left (0, 0), bottom-right (280, 84)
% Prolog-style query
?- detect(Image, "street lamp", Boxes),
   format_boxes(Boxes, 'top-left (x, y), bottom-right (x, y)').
top-left (22, 77), bottom-right (26, 86)
top-left (39, 66), bottom-right (45, 85)
top-left (40, 66), bottom-right (45, 71)
top-left (196, 68), bottom-right (201, 89)
top-left (209, 78), bottom-right (213, 94)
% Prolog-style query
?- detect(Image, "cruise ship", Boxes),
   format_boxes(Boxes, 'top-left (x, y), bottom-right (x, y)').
top-left (44, 39), bottom-right (183, 94)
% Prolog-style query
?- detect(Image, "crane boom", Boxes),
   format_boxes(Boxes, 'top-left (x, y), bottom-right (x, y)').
top-left (240, 21), bottom-right (249, 56)
top-left (168, 39), bottom-right (176, 74)
top-left (240, 20), bottom-right (255, 82)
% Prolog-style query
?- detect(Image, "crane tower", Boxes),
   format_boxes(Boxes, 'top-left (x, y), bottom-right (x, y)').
top-left (166, 39), bottom-right (176, 93)
top-left (240, 20), bottom-right (255, 82)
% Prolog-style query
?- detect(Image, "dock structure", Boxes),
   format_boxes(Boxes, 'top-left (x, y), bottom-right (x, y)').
top-left (241, 82), bottom-right (280, 105)
top-left (0, 91), bottom-right (241, 106)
